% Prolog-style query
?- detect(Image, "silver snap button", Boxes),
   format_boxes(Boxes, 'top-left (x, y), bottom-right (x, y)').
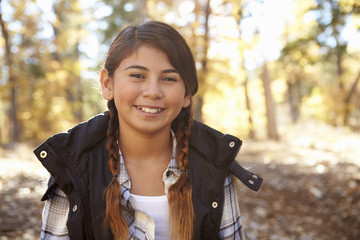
top-left (253, 175), bottom-right (258, 179)
top-left (212, 201), bottom-right (218, 208)
top-left (229, 141), bottom-right (235, 148)
top-left (40, 150), bottom-right (47, 159)
top-left (72, 204), bottom-right (78, 212)
top-left (249, 180), bottom-right (254, 184)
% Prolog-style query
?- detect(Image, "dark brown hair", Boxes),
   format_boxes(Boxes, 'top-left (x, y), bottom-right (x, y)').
top-left (104, 21), bottom-right (198, 240)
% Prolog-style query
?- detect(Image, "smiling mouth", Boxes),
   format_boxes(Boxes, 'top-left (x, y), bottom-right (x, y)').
top-left (136, 106), bottom-right (164, 114)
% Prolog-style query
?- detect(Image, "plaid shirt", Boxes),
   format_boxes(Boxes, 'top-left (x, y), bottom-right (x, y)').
top-left (41, 137), bottom-right (244, 240)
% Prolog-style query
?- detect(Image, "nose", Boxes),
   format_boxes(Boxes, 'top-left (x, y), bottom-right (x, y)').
top-left (142, 79), bottom-right (163, 99)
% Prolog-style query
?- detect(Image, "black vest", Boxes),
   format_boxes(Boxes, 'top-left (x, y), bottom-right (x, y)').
top-left (34, 112), bottom-right (262, 240)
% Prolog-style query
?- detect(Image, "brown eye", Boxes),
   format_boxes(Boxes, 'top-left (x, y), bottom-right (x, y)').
top-left (131, 74), bottom-right (144, 79)
top-left (163, 77), bottom-right (177, 82)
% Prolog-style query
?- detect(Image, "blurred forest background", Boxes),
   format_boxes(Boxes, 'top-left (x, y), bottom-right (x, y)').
top-left (0, 0), bottom-right (360, 239)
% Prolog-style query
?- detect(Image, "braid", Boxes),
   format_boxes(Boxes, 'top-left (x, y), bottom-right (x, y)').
top-left (104, 100), bottom-right (128, 240)
top-left (106, 100), bottom-right (120, 175)
top-left (168, 106), bottom-right (194, 240)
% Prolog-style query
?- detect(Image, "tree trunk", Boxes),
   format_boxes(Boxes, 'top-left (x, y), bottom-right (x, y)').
top-left (193, 0), bottom-right (211, 122)
top-left (241, 56), bottom-right (255, 139)
top-left (336, 49), bottom-right (348, 126)
top-left (235, 3), bottom-right (254, 138)
top-left (243, 75), bottom-right (255, 139)
top-left (139, 0), bottom-right (148, 22)
top-left (287, 78), bottom-right (301, 123)
top-left (261, 63), bottom-right (279, 140)
top-left (343, 68), bottom-right (360, 125)
top-left (0, 4), bottom-right (19, 143)
top-left (193, 96), bottom-right (204, 122)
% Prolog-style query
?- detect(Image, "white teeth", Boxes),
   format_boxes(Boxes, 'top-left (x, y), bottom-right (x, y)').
top-left (140, 107), bottom-right (161, 113)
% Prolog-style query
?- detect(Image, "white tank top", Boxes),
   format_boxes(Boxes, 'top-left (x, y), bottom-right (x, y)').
top-left (130, 194), bottom-right (170, 240)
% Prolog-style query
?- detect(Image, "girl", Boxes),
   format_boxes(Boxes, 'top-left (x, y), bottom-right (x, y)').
top-left (34, 21), bottom-right (262, 240)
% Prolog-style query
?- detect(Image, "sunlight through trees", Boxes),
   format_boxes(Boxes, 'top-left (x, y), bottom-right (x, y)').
top-left (0, 0), bottom-right (359, 144)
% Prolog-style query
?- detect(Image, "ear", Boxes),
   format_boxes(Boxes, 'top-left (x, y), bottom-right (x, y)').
top-left (100, 68), bottom-right (114, 100)
top-left (182, 95), bottom-right (191, 108)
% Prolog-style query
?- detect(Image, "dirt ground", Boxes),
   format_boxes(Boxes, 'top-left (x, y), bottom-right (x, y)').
top-left (239, 120), bottom-right (360, 240)
top-left (0, 119), bottom-right (359, 240)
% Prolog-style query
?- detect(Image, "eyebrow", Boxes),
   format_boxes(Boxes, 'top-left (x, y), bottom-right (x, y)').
top-left (125, 65), bottom-right (178, 74)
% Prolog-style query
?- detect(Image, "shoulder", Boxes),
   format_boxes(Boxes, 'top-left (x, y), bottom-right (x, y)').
top-left (189, 121), bottom-right (263, 192)
top-left (188, 121), bottom-right (241, 191)
top-left (34, 112), bottom-right (109, 161)
top-left (190, 120), bottom-right (242, 167)
top-left (34, 112), bottom-right (110, 194)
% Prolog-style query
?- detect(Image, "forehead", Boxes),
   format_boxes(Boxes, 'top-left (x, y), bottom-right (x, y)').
top-left (119, 44), bottom-right (174, 69)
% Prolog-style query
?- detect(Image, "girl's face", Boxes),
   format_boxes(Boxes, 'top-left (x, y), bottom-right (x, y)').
top-left (100, 44), bottom-right (191, 136)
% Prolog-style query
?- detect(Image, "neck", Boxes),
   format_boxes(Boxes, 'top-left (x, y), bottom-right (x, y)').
top-left (118, 127), bottom-right (172, 164)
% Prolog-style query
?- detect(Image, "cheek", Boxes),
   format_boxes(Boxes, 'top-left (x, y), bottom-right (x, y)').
top-left (167, 89), bottom-right (187, 109)
top-left (113, 84), bottom-right (138, 105)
